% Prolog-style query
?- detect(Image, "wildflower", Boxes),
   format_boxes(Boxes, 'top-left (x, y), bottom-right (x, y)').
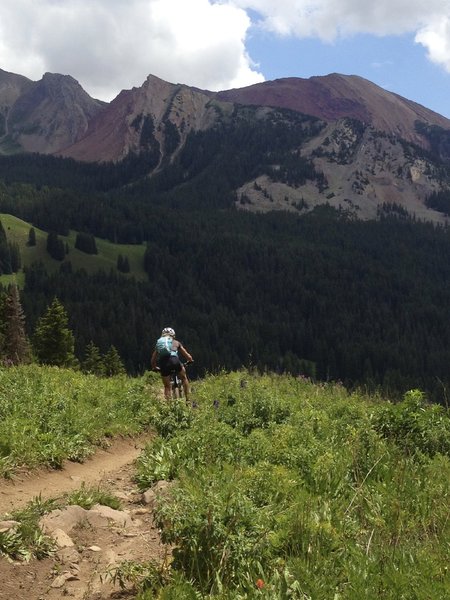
top-left (256, 578), bottom-right (265, 589)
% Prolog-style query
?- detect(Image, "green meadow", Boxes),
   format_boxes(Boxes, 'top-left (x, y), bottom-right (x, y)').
top-left (0, 366), bottom-right (448, 599)
top-left (0, 212), bottom-right (147, 286)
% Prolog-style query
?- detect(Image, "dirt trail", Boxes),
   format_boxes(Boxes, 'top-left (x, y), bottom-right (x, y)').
top-left (0, 434), bottom-right (164, 600)
top-left (0, 436), bottom-right (150, 516)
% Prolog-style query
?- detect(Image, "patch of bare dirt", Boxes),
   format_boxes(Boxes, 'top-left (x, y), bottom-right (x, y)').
top-left (0, 435), bottom-right (166, 600)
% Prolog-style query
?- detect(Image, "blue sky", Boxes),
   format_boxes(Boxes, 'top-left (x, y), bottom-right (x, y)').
top-left (246, 31), bottom-right (450, 117)
top-left (0, 1), bottom-right (449, 119)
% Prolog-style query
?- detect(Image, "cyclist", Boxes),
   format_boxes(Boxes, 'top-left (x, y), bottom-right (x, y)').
top-left (151, 327), bottom-right (193, 400)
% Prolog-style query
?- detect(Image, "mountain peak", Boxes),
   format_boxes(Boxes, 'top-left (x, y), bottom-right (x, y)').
top-left (0, 69), bottom-right (104, 154)
top-left (2, 68), bottom-right (450, 225)
top-left (216, 73), bottom-right (450, 145)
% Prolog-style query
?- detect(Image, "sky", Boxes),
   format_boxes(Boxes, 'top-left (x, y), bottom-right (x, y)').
top-left (0, 0), bottom-right (449, 118)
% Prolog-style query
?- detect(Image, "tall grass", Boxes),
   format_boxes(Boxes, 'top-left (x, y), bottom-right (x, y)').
top-left (135, 372), bottom-right (450, 599)
top-left (0, 365), bottom-right (448, 597)
top-left (0, 364), bottom-right (159, 475)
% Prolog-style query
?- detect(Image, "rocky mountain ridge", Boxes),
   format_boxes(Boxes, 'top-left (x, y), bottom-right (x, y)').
top-left (1, 67), bottom-right (450, 222)
top-left (0, 69), bottom-right (105, 154)
top-left (217, 74), bottom-right (450, 146)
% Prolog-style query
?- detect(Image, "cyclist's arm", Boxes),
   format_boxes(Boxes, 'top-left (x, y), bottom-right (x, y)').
top-left (151, 350), bottom-right (158, 370)
top-left (178, 344), bottom-right (193, 362)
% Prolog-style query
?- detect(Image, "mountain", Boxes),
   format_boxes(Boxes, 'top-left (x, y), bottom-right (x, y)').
top-left (216, 74), bottom-right (450, 146)
top-left (60, 74), bottom-right (219, 163)
top-left (2, 70), bottom-right (450, 398)
top-left (0, 69), bottom-right (104, 154)
top-left (1, 68), bottom-right (450, 222)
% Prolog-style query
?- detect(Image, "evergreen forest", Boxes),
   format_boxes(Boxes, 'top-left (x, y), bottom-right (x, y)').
top-left (0, 106), bottom-right (450, 402)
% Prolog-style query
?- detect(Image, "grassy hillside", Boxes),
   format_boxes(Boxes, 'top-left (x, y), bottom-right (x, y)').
top-left (0, 213), bottom-right (147, 286)
top-left (136, 373), bottom-right (450, 598)
top-left (1, 366), bottom-right (448, 598)
top-left (0, 365), bottom-right (160, 475)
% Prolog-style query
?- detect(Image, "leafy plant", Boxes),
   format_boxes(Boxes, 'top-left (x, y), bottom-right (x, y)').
top-left (154, 467), bottom-right (276, 594)
top-left (106, 559), bottom-right (170, 594)
top-left (64, 483), bottom-right (122, 510)
top-left (0, 495), bottom-right (57, 561)
top-left (150, 398), bottom-right (195, 439)
top-left (372, 388), bottom-right (450, 455)
top-left (135, 438), bottom-right (179, 490)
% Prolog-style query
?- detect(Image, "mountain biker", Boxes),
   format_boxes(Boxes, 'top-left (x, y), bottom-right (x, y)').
top-left (151, 327), bottom-right (193, 400)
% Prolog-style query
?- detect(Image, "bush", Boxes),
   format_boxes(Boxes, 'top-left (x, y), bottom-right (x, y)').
top-left (154, 468), bottom-right (276, 594)
top-left (372, 389), bottom-right (450, 456)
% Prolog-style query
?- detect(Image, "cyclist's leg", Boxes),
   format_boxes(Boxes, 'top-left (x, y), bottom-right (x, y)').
top-left (161, 374), bottom-right (172, 400)
top-left (175, 372), bottom-right (183, 398)
top-left (178, 365), bottom-right (190, 400)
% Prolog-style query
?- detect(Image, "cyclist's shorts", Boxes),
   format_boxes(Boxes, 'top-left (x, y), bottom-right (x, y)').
top-left (159, 355), bottom-right (182, 377)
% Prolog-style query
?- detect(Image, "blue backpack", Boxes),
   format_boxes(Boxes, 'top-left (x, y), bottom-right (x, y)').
top-left (155, 336), bottom-right (176, 358)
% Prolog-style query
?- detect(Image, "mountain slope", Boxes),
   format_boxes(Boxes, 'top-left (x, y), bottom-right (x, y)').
top-left (59, 73), bottom-right (450, 164)
top-left (57, 72), bottom-right (450, 222)
top-left (0, 68), bottom-right (33, 113)
top-left (216, 74), bottom-right (450, 147)
top-left (235, 114), bottom-right (449, 222)
top-left (0, 71), bottom-right (104, 154)
top-left (60, 73), bottom-right (227, 163)
top-left (1, 69), bottom-right (450, 222)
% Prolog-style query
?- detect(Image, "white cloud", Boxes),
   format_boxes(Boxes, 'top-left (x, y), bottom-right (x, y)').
top-left (0, 0), bottom-right (264, 100)
top-left (231, 1), bottom-right (450, 67)
top-left (230, 1), bottom-right (446, 36)
top-left (0, 0), bottom-right (449, 101)
top-left (416, 16), bottom-right (450, 73)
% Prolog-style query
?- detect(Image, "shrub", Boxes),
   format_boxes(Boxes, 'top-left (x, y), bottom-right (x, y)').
top-left (372, 389), bottom-right (450, 456)
top-left (153, 468), bottom-right (276, 594)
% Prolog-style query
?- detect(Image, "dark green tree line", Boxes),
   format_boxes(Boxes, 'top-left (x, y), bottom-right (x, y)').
top-left (11, 208), bottom-right (450, 403)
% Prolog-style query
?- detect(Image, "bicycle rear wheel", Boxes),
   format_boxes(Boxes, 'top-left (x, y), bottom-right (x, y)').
top-left (172, 374), bottom-right (183, 399)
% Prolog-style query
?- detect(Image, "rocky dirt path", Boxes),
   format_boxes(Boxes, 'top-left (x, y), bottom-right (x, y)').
top-left (0, 434), bottom-right (166, 600)
top-left (0, 436), bottom-right (149, 515)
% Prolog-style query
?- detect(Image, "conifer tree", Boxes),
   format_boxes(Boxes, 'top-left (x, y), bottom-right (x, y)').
top-left (0, 290), bottom-right (8, 360)
top-left (27, 227), bottom-right (36, 247)
top-left (0, 220), bottom-right (12, 274)
top-left (46, 232), bottom-right (65, 261)
top-left (9, 242), bottom-right (21, 273)
top-left (83, 341), bottom-right (104, 376)
top-left (117, 254), bottom-right (130, 273)
top-left (3, 284), bottom-right (31, 365)
top-left (102, 345), bottom-right (126, 376)
top-left (33, 297), bottom-right (77, 367)
top-left (75, 232), bottom-right (97, 254)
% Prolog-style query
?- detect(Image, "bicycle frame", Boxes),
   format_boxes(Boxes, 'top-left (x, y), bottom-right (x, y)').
top-left (171, 370), bottom-right (183, 399)
top-left (170, 360), bottom-right (192, 399)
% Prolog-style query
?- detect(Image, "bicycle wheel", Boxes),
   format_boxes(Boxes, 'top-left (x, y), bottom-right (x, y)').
top-left (172, 374), bottom-right (183, 399)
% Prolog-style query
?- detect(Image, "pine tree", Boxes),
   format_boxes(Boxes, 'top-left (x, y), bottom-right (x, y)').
top-left (117, 254), bottom-right (130, 273)
top-left (3, 284), bottom-right (31, 365)
top-left (75, 232), bottom-right (97, 254)
top-left (0, 290), bottom-right (8, 360)
top-left (0, 220), bottom-right (12, 274)
top-left (46, 232), bottom-right (65, 261)
top-left (9, 242), bottom-right (21, 273)
top-left (102, 345), bottom-right (126, 376)
top-left (83, 341), bottom-right (104, 376)
top-left (33, 297), bottom-right (77, 367)
top-left (27, 227), bottom-right (36, 247)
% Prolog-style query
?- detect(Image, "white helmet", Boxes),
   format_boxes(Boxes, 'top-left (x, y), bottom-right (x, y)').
top-left (161, 327), bottom-right (175, 337)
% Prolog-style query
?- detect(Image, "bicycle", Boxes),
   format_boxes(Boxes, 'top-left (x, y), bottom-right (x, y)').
top-left (171, 360), bottom-right (193, 399)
